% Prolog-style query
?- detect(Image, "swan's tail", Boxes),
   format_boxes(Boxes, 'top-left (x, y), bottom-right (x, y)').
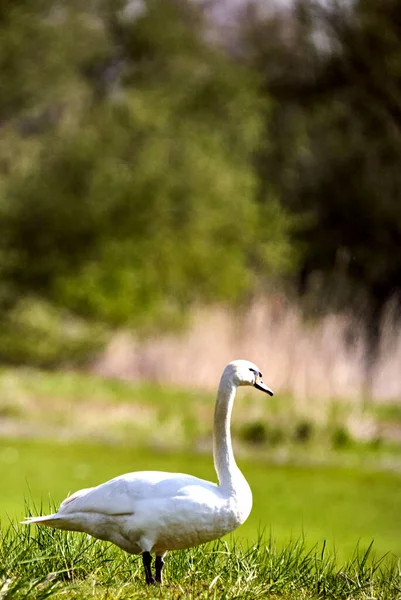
top-left (21, 514), bottom-right (62, 527)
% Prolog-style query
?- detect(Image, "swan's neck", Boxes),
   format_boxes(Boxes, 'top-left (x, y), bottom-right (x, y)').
top-left (213, 375), bottom-right (245, 493)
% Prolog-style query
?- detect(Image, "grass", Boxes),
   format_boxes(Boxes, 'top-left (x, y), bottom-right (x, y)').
top-left (1, 523), bottom-right (400, 599)
top-left (1, 367), bottom-right (401, 597)
top-left (0, 367), bottom-right (212, 446)
top-left (1, 438), bottom-right (401, 563)
top-left (1, 366), bottom-right (401, 461)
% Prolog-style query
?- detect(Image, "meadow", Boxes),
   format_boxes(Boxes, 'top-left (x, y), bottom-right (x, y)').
top-left (1, 437), bottom-right (401, 563)
top-left (1, 368), bottom-right (401, 598)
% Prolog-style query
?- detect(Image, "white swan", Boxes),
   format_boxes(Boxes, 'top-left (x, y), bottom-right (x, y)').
top-left (22, 360), bottom-right (273, 584)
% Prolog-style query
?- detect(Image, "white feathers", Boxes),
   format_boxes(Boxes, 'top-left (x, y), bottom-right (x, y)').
top-left (22, 360), bottom-right (273, 557)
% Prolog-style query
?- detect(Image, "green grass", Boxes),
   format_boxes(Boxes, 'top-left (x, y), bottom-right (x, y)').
top-left (0, 367), bottom-right (214, 447)
top-left (1, 521), bottom-right (400, 599)
top-left (371, 402), bottom-right (401, 424)
top-left (1, 438), bottom-right (401, 563)
top-left (0, 367), bottom-right (200, 406)
top-left (1, 368), bottom-right (401, 597)
top-left (1, 366), bottom-right (401, 463)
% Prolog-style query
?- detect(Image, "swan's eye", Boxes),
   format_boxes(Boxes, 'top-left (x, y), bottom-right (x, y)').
top-left (249, 367), bottom-right (263, 378)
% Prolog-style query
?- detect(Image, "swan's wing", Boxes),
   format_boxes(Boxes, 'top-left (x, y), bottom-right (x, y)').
top-left (59, 487), bottom-right (95, 509)
top-left (57, 476), bottom-right (145, 516)
top-left (57, 471), bottom-right (217, 517)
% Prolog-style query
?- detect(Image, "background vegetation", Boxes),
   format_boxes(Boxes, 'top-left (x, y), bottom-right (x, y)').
top-left (1, 0), bottom-right (400, 371)
top-left (1, 1), bottom-right (401, 596)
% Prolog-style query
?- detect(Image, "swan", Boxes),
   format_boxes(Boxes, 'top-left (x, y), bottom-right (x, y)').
top-left (22, 360), bottom-right (273, 585)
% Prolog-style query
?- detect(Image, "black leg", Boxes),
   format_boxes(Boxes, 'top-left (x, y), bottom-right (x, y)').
top-left (155, 555), bottom-right (165, 584)
top-left (142, 551), bottom-right (156, 585)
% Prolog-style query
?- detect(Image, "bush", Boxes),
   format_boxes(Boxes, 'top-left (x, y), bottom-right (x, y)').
top-left (0, 299), bottom-right (105, 367)
top-left (240, 421), bottom-right (285, 446)
top-left (332, 426), bottom-right (352, 449)
top-left (293, 420), bottom-right (314, 444)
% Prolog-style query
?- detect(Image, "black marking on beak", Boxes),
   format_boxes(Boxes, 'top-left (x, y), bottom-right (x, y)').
top-left (254, 380), bottom-right (274, 396)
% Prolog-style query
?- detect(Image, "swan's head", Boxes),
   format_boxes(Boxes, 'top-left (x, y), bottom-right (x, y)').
top-left (223, 360), bottom-right (273, 396)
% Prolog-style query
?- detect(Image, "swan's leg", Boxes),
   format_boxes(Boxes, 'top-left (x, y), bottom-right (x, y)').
top-left (142, 551), bottom-right (156, 585)
top-left (155, 555), bottom-right (165, 584)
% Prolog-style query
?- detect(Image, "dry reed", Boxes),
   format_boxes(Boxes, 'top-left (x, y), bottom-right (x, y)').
top-left (93, 295), bottom-right (401, 406)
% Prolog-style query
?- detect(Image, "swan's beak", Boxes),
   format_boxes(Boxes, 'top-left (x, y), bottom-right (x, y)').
top-left (254, 379), bottom-right (274, 396)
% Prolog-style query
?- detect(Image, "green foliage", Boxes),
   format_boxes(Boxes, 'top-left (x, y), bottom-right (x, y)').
top-left (0, 1), bottom-right (109, 122)
top-left (239, 421), bottom-right (267, 445)
top-left (371, 403), bottom-right (401, 425)
top-left (239, 421), bottom-right (287, 446)
top-left (293, 420), bottom-right (314, 444)
top-left (0, 299), bottom-right (105, 367)
top-left (2, 0), bottom-right (400, 367)
top-left (332, 426), bottom-right (352, 449)
top-left (240, 0), bottom-right (401, 369)
top-left (0, 0), bottom-right (294, 351)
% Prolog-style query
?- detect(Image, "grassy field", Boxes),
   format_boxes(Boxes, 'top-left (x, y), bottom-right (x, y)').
top-left (1, 438), bottom-right (401, 563)
top-left (1, 368), bottom-right (401, 597)
top-left (2, 523), bottom-right (401, 599)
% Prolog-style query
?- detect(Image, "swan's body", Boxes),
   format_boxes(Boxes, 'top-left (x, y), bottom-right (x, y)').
top-left (22, 360), bottom-right (273, 584)
top-left (30, 470), bottom-right (251, 554)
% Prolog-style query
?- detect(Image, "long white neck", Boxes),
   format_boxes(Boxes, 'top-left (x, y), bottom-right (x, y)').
top-left (213, 374), bottom-right (244, 493)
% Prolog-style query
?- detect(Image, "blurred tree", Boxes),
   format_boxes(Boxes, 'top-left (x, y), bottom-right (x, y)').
top-left (0, 0), bottom-right (294, 360)
top-left (238, 0), bottom-right (401, 384)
